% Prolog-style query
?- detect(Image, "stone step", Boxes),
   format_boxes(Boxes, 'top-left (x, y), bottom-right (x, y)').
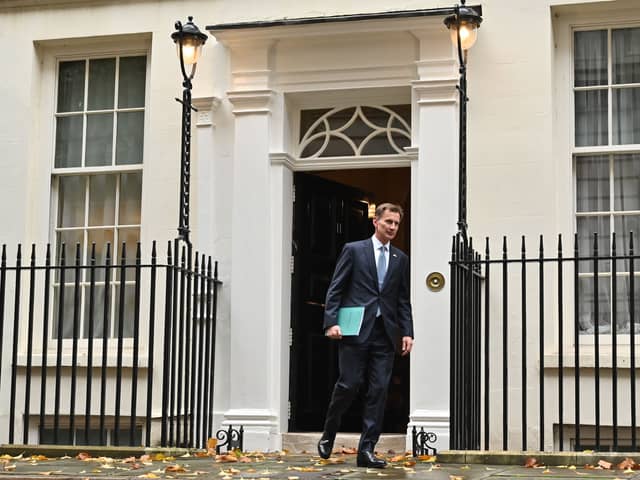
top-left (282, 433), bottom-right (407, 455)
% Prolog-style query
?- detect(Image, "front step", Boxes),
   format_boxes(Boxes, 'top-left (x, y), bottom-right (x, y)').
top-left (282, 433), bottom-right (407, 455)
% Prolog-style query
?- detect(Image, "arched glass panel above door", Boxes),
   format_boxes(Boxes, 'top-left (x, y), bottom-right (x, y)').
top-left (298, 105), bottom-right (411, 158)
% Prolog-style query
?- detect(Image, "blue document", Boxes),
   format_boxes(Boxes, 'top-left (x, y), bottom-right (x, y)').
top-left (337, 306), bottom-right (365, 336)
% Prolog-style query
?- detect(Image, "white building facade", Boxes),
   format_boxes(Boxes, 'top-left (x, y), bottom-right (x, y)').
top-left (0, 0), bottom-right (639, 453)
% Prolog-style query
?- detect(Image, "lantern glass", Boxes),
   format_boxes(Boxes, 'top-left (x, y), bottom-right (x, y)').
top-left (176, 36), bottom-right (203, 65)
top-left (449, 20), bottom-right (479, 51)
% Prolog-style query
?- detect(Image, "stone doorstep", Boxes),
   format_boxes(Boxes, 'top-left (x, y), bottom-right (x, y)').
top-left (281, 433), bottom-right (407, 455)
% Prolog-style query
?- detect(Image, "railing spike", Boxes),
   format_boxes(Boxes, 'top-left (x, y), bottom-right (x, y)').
top-left (152, 240), bottom-right (157, 259)
top-left (540, 234), bottom-right (544, 256)
top-left (485, 237), bottom-right (490, 256)
top-left (521, 235), bottom-right (526, 255)
top-left (612, 232), bottom-right (617, 254)
top-left (630, 231), bottom-right (635, 251)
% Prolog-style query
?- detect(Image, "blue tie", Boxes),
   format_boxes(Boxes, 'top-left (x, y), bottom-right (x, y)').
top-left (377, 245), bottom-right (387, 289)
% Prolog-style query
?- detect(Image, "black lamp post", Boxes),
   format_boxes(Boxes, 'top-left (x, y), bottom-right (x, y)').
top-left (444, 2), bottom-right (482, 240)
top-left (171, 16), bottom-right (208, 245)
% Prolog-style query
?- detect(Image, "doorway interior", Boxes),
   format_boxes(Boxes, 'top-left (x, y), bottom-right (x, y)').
top-left (289, 167), bottom-right (411, 433)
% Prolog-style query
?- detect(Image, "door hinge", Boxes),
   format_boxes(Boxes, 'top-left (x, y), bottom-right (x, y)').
top-left (292, 184), bottom-right (296, 203)
top-left (289, 327), bottom-right (293, 347)
top-left (288, 401), bottom-right (291, 420)
top-left (290, 255), bottom-right (295, 274)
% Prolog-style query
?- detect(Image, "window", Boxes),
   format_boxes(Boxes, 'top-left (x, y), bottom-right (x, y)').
top-left (298, 105), bottom-right (411, 158)
top-left (574, 27), bottom-right (640, 334)
top-left (53, 55), bottom-right (146, 339)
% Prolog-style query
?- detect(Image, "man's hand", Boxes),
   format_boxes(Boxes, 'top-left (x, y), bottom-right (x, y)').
top-left (401, 336), bottom-right (414, 356)
top-left (325, 325), bottom-right (343, 340)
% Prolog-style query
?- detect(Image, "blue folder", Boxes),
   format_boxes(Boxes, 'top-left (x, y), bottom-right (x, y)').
top-left (337, 306), bottom-right (365, 336)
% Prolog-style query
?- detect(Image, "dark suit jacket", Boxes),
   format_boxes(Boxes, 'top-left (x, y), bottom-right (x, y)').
top-left (323, 238), bottom-right (413, 351)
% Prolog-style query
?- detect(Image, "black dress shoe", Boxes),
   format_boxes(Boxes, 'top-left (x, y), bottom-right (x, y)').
top-left (356, 450), bottom-right (387, 468)
top-left (317, 433), bottom-right (335, 459)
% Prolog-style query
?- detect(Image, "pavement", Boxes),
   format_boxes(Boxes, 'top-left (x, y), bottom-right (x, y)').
top-left (3, 447), bottom-right (640, 480)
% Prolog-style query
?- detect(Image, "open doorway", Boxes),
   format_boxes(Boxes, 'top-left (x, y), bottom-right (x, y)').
top-left (288, 167), bottom-right (411, 433)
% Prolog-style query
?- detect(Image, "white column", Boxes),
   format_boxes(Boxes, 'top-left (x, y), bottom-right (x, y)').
top-left (408, 34), bottom-right (459, 452)
top-left (225, 88), bottom-right (280, 451)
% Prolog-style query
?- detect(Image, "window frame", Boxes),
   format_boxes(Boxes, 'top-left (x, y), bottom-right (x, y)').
top-left (47, 45), bottom-right (150, 343)
top-left (571, 23), bottom-right (640, 340)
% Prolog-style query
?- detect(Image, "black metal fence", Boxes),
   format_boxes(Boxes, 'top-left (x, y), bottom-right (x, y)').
top-left (451, 232), bottom-right (640, 452)
top-left (0, 240), bottom-right (220, 449)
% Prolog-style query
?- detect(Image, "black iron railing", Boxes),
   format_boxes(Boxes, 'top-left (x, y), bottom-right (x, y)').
top-left (0, 240), bottom-right (220, 448)
top-left (451, 232), bottom-right (640, 452)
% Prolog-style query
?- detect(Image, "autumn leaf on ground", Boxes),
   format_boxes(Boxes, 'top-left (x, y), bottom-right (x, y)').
top-left (76, 452), bottom-right (92, 460)
top-left (460, 465), bottom-right (470, 470)
top-left (341, 447), bottom-right (357, 454)
top-left (37, 471), bottom-right (63, 476)
top-left (404, 461), bottom-right (416, 467)
top-left (418, 455), bottom-right (437, 462)
top-left (524, 457), bottom-right (538, 468)
top-left (389, 454), bottom-right (407, 462)
top-left (216, 454), bottom-right (238, 463)
top-left (618, 458), bottom-right (639, 470)
top-left (316, 458), bottom-right (345, 465)
top-left (543, 469), bottom-right (553, 474)
top-left (30, 455), bottom-right (49, 461)
top-left (238, 456), bottom-right (252, 463)
top-left (165, 464), bottom-right (188, 473)
top-left (138, 473), bottom-right (159, 479)
top-left (219, 468), bottom-right (241, 475)
top-left (598, 460), bottom-right (612, 470)
top-left (289, 466), bottom-right (322, 472)
top-left (151, 453), bottom-right (167, 461)
top-left (3, 464), bottom-right (16, 471)
top-left (122, 456), bottom-right (137, 463)
top-left (449, 475), bottom-right (464, 480)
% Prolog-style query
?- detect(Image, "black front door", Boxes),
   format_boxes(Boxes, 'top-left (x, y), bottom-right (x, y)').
top-left (289, 172), bottom-right (409, 433)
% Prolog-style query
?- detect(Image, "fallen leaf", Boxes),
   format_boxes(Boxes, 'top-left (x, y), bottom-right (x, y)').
top-left (404, 461), bottom-right (416, 467)
top-left (288, 477), bottom-right (300, 480)
top-left (341, 447), bottom-right (357, 454)
top-left (568, 465), bottom-right (576, 470)
top-left (524, 457), bottom-right (538, 468)
top-left (122, 456), bottom-right (137, 463)
top-left (238, 456), bottom-right (252, 463)
top-left (290, 466), bottom-right (322, 472)
top-left (449, 476), bottom-right (464, 480)
top-left (216, 455), bottom-right (238, 463)
top-left (618, 458), bottom-right (639, 471)
top-left (31, 455), bottom-right (49, 461)
top-left (598, 460), bottom-right (612, 470)
top-left (138, 474), bottom-right (159, 479)
top-left (390, 455), bottom-right (407, 462)
top-left (246, 468), bottom-right (257, 473)
top-left (76, 452), bottom-right (92, 460)
top-left (38, 471), bottom-right (63, 476)
top-left (460, 465), bottom-right (470, 470)
top-left (165, 464), bottom-right (188, 473)
top-left (4, 464), bottom-right (16, 471)
top-left (418, 455), bottom-right (437, 463)
top-left (543, 469), bottom-right (552, 474)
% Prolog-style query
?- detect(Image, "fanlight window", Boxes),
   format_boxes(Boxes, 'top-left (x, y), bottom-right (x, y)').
top-left (299, 105), bottom-right (411, 158)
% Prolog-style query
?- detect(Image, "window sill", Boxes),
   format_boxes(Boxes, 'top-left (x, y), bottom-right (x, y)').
top-left (17, 352), bottom-right (150, 368)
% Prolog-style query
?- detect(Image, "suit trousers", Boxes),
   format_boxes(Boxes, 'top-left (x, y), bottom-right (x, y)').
top-left (323, 317), bottom-right (395, 452)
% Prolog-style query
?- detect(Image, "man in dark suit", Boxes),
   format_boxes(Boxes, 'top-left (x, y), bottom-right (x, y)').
top-left (317, 203), bottom-right (414, 468)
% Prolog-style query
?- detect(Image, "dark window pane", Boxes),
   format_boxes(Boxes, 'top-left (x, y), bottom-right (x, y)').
top-left (576, 155), bottom-right (609, 212)
top-left (116, 111), bottom-right (144, 165)
top-left (57, 61), bottom-right (85, 112)
top-left (614, 275), bottom-right (640, 334)
top-left (85, 113), bottom-right (113, 166)
top-left (119, 172), bottom-right (142, 225)
top-left (574, 30), bottom-right (608, 87)
top-left (577, 216), bottom-right (611, 273)
top-left (614, 154), bottom-right (640, 211)
top-left (89, 174), bottom-right (116, 226)
top-left (578, 277), bottom-right (611, 334)
top-left (58, 175), bottom-right (85, 227)
top-left (613, 27), bottom-right (640, 85)
top-left (118, 56), bottom-right (146, 108)
top-left (614, 215), bottom-right (640, 272)
top-left (575, 90), bottom-right (608, 146)
top-left (55, 115), bottom-right (83, 168)
top-left (613, 87), bottom-right (640, 145)
top-left (87, 58), bottom-right (115, 110)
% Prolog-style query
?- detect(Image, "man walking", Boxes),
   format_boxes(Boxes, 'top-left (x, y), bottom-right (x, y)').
top-left (317, 203), bottom-right (414, 468)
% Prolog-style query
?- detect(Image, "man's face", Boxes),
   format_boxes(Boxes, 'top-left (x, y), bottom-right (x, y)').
top-left (373, 210), bottom-right (401, 244)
